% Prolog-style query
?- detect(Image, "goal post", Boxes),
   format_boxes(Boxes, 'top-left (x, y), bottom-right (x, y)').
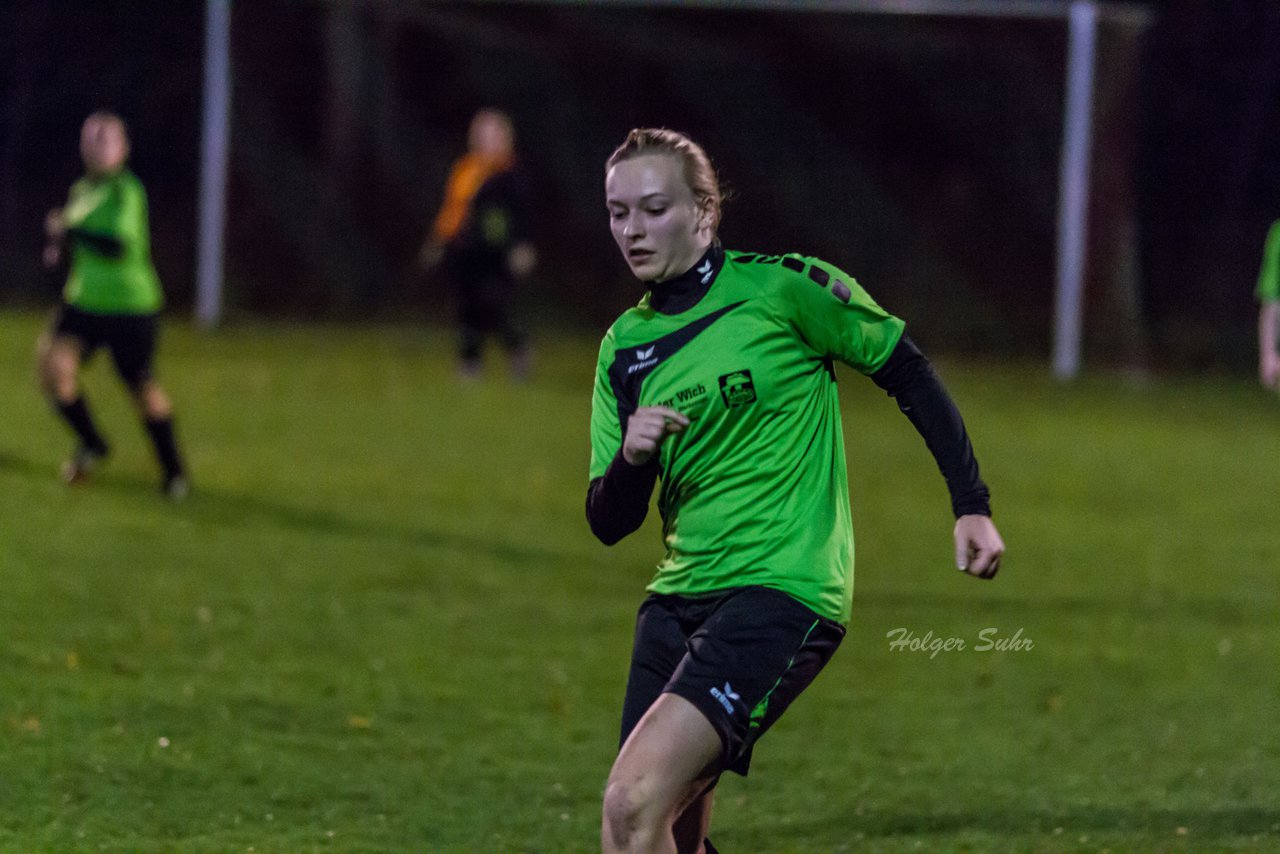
top-left (196, 0), bottom-right (232, 330)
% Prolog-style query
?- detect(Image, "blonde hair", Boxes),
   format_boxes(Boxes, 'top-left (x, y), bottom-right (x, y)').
top-left (606, 128), bottom-right (723, 231)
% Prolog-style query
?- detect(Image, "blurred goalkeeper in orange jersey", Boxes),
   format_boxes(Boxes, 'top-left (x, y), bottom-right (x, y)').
top-left (419, 109), bottom-right (536, 380)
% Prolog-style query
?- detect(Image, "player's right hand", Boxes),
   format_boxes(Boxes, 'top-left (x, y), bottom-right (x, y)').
top-left (42, 243), bottom-right (61, 269)
top-left (623, 406), bottom-right (689, 466)
top-left (44, 208), bottom-right (65, 240)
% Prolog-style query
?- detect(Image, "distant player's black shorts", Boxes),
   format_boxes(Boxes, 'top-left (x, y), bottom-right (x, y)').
top-left (619, 585), bottom-right (846, 777)
top-left (51, 304), bottom-right (159, 389)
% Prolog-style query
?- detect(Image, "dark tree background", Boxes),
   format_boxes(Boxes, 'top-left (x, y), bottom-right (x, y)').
top-left (2, 0), bottom-right (1277, 370)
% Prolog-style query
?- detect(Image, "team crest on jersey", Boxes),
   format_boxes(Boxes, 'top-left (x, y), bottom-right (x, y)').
top-left (718, 370), bottom-right (757, 407)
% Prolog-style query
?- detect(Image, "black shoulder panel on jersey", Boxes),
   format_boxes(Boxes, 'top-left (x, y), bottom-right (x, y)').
top-left (781, 256), bottom-right (805, 273)
top-left (607, 300), bottom-right (749, 439)
top-left (807, 266), bottom-right (830, 287)
top-left (732, 254), bottom-right (759, 264)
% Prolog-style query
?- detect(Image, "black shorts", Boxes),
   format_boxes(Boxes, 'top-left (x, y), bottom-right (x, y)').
top-left (619, 585), bottom-right (846, 777)
top-left (52, 304), bottom-right (159, 389)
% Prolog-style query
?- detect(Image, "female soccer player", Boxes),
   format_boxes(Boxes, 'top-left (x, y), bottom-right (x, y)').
top-left (420, 108), bottom-right (536, 379)
top-left (1256, 218), bottom-right (1280, 388)
top-left (587, 129), bottom-right (1005, 854)
top-left (37, 111), bottom-right (188, 499)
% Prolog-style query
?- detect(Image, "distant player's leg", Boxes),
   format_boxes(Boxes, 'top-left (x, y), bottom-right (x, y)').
top-left (488, 275), bottom-right (531, 380)
top-left (458, 320), bottom-right (484, 378)
top-left (37, 313), bottom-right (110, 481)
top-left (451, 254), bottom-right (486, 378)
top-left (457, 290), bottom-right (486, 378)
top-left (111, 314), bottom-right (187, 499)
top-left (497, 313), bottom-right (531, 380)
top-left (602, 693), bottom-right (722, 854)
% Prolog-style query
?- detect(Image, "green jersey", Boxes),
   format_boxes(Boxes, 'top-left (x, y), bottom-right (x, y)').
top-left (62, 168), bottom-right (164, 314)
top-left (589, 248), bottom-right (905, 623)
top-left (1259, 220), bottom-right (1280, 304)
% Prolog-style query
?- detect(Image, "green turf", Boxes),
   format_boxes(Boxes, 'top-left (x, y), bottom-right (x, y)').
top-left (0, 310), bottom-right (1277, 853)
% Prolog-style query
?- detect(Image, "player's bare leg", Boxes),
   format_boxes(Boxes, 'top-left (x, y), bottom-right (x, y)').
top-left (38, 333), bottom-right (109, 482)
top-left (602, 693), bottom-right (721, 854)
top-left (134, 379), bottom-right (172, 420)
top-left (37, 333), bottom-right (81, 405)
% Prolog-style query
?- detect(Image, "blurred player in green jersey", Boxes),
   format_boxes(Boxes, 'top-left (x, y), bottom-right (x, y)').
top-left (1256, 219), bottom-right (1280, 388)
top-left (37, 111), bottom-right (188, 500)
top-left (587, 129), bottom-right (1004, 854)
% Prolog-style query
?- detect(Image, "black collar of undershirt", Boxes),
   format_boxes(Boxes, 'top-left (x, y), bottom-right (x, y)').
top-left (646, 243), bottom-right (725, 315)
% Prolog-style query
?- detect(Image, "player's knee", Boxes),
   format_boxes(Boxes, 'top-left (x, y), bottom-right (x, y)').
top-left (38, 346), bottom-right (78, 402)
top-left (35, 355), bottom-right (56, 396)
top-left (602, 776), bottom-right (664, 851)
top-left (135, 382), bottom-right (172, 419)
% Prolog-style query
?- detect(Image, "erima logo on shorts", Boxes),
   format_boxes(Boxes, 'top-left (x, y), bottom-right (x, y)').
top-left (628, 345), bottom-right (659, 374)
top-left (719, 370), bottom-right (757, 407)
top-left (710, 682), bottom-right (741, 714)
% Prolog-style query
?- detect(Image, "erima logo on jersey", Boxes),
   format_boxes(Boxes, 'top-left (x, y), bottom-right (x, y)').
top-left (710, 682), bottom-right (741, 715)
top-left (627, 345), bottom-right (659, 374)
top-left (697, 259), bottom-right (714, 284)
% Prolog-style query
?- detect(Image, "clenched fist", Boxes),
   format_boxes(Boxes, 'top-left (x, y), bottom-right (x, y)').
top-left (623, 406), bottom-right (689, 466)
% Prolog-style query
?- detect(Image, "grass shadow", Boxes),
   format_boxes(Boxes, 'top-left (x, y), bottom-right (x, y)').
top-left (1, 446), bottom-right (578, 568)
top-left (0, 448), bottom-right (49, 479)
top-left (797, 804), bottom-right (1280, 840)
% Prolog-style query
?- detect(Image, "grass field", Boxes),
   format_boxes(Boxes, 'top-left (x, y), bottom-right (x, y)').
top-left (1, 309), bottom-right (1277, 853)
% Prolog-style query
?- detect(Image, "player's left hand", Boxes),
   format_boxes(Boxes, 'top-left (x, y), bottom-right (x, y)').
top-left (954, 514), bottom-right (1003, 579)
top-left (44, 208), bottom-right (66, 240)
top-left (417, 239), bottom-right (444, 272)
top-left (1260, 349), bottom-right (1280, 389)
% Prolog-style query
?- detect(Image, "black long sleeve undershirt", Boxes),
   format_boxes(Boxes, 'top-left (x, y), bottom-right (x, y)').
top-left (586, 451), bottom-right (660, 545)
top-left (585, 334), bottom-right (990, 546)
top-left (869, 334), bottom-right (991, 518)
